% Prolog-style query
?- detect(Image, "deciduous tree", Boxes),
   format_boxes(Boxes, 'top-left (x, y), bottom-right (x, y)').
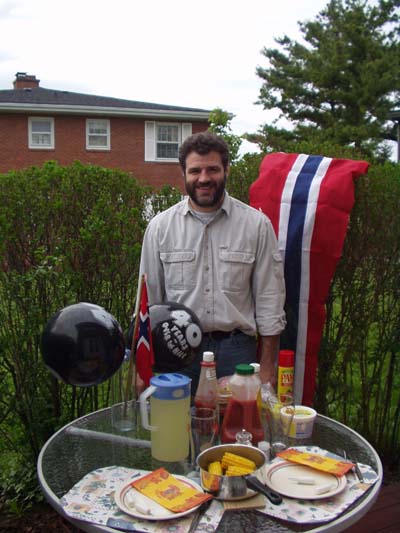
top-left (208, 108), bottom-right (242, 163)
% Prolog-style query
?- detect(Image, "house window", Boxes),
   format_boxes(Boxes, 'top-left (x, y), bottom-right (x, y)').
top-left (145, 121), bottom-right (192, 162)
top-left (156, 124), bottom-right (179, 158)
top-left (28, 117), bottom-right (54, 149)
top-left (86, 119), bottom-right (110, 150)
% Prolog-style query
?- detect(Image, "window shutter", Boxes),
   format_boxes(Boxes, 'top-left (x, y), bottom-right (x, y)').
top-left (145, 121), bottom-right (156, 161)
top-left (181, 123), bottom-right (192, 142)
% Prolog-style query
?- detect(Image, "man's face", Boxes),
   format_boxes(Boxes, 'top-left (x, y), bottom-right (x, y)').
top-left (184, 151), bottom-right (228, 212)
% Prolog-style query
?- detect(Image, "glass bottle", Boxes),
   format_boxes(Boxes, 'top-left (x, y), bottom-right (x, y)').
top-left (194, 351), bottom-right (218, 410)
top-left (250, 362), bottom-right (263, 414)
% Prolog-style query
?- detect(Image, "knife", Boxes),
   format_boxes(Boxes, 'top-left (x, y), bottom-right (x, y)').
top-left (188, 500), bottom-right (212, 533)
top-left (343, 450), bottom-right (364, 482)
top-left (352, 461), bottom-right (364, 482)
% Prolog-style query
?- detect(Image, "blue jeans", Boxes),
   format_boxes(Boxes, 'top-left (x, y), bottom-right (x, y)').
top-left (180, 331), bottom-right (257, 397)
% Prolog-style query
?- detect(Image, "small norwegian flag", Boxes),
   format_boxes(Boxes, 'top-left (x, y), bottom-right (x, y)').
top-left (250, 153), bottom-right (369, 406)
top-left (134, 277), bottom-right (154, 386)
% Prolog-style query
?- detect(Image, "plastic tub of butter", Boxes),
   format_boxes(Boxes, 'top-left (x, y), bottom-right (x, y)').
top-left (280, 405), bottom-right (317, 439)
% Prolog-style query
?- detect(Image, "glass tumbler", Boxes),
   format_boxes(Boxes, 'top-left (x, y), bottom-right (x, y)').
top-left (266, 393), bottom-right (294, 457)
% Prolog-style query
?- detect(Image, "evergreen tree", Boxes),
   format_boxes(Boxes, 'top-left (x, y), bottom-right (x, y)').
top-left (250, 0), bottom-right (400, 160)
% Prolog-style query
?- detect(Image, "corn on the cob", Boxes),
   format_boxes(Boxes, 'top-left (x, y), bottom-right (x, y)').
top-left (221, 452), bottom-right (256, 472)
top-left (225, 465), bottom-right (254, 476)
top-left (208, 460), bottom-right (223, 475)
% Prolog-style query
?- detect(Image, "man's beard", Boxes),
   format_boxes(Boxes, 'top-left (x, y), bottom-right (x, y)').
top-left (185, 174), bottom-right (227, 209)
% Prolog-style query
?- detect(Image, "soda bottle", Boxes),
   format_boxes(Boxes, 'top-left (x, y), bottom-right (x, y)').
top-left (194, 351), bottom-right (218, 410)
top-left (220, 364), bottom-right (264, 445)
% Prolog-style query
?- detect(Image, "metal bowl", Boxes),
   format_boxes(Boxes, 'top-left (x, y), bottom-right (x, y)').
top-left (196, 443), bottom-right (281, 503)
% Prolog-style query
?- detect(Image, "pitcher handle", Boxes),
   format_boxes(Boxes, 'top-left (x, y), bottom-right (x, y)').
top-left (139, 385), bottom-right (157, 431)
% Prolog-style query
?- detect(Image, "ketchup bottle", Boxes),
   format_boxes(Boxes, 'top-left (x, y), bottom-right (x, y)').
top-left (194, 351), bottom-right (218, 410)
top-left (220, 364), bottom-right (264, 445)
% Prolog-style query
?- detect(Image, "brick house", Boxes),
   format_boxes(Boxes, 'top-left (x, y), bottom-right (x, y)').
top-left (0, 72), bottom-right (211, 190)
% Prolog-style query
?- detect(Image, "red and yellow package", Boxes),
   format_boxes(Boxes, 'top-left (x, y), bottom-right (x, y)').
top-left (131, 468), bottom-right (212, 513)
top-left (277, 449), bottom-right (354, 476)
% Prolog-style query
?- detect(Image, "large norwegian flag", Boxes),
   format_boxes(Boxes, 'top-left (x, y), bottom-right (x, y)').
top-left (135, 277), bottom-right (154, 386)
top-left (250, 153), bottom-right (369, 406)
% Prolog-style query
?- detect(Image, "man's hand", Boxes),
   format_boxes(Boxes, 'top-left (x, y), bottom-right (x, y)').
top-left (135, 374), bottom-right (146, 397)
top-left (258, 334), bottom-right (280, 389)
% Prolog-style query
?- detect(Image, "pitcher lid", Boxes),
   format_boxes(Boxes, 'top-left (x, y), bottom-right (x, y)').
top-left (150, 373), bottom-right (191, 387)
top-left (150, 373), bottom-right (191, 399)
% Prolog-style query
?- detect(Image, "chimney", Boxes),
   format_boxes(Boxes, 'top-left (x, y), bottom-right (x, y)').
top-left (13, 72), bottom-right (40, 89)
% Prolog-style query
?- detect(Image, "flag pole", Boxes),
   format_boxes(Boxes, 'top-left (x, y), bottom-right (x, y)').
top-left (123, 273), bottom-right (145, 411)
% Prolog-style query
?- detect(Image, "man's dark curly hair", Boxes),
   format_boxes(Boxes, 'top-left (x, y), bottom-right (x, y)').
top-left (178, 131), bottom-right (230, 172)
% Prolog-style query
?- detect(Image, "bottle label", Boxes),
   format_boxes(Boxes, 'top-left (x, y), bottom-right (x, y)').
top-left (206, 368), bottom-right (217, 380)
top-left (278, 367), bottom-right (294, 395)
top-left (281, 371), bottom-right (293, 386)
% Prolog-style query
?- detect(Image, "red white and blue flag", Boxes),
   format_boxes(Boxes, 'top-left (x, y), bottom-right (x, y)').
top-left (250, 153), bottom-right (369, 406)
top-left (135, 277), bottom-right (154, 386)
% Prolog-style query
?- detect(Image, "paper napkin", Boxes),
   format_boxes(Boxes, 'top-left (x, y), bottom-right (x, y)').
top-left (277, 448), bottom-right (354, 476)
top-left (131, 468), bottom-right (212, 513)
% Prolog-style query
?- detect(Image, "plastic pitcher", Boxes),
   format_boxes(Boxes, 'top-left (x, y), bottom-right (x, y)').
top-left (139, 373), bottom-right (191, 462)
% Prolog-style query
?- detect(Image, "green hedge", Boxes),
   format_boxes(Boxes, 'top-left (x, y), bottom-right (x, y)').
top-left (316, 162), bottom-right (400, 469)
top-left (0, 157), bottom-right (398, 513)
top-left (0, 162), bottom-right (153, 513)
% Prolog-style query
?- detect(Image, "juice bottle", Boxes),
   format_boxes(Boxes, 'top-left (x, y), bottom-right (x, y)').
top-left (194, 351), bottom-right (218, 410)
top-left (250, 362), bottom-right (263, 414)
top-left (277, 350), bottom-right (295, 400)
top-left (220, 364), bottom-right (264, 445)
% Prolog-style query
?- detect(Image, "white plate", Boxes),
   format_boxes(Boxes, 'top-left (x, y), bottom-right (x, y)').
top-left (114, 472), bottom-right (205, 521)
top-left (264, 461), bottom-right (347, 500)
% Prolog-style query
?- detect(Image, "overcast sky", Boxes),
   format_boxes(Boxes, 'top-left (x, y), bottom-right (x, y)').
top-left (0, 0), bottom-right (331, 151)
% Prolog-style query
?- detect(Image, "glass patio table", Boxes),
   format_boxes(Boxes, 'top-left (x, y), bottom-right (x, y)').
top-left (37, 404), bottom-right (382, 533)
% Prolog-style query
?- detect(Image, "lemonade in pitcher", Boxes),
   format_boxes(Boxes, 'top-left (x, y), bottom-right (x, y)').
top-left (140, 373), bottom-right (191, 462)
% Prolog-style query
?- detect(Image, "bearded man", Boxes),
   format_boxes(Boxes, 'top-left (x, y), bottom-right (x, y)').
top-left (138, 131), bottom-right (286, 394)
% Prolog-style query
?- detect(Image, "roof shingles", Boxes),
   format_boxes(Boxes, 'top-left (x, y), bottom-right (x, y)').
top-left (0, 87), bottom-right (209, 113)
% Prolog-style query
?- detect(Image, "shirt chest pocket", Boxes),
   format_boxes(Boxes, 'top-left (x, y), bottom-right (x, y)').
top-left (218, 250), bottom-right (255, 292)
top-left (160, 251), bottom-right (196, 290)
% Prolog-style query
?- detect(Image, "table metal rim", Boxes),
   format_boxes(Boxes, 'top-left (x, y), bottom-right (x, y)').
top-left (37, 406), bottom-right (118, 532)
top-left (307, 414), bottom-right (383, 532)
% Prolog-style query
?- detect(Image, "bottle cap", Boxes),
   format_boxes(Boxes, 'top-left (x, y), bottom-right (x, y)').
top-left (235, 363), bottom-right (254, 375)
top-left (203, 351), bottom-right (214, 362)
top-left (250, 362), bottom-right (260, 374)
top-left (279, 350), bottom-right (295, 367)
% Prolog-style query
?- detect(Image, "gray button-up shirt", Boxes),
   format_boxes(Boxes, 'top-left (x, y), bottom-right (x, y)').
top-left (139, 192), bottom-right (286, 337)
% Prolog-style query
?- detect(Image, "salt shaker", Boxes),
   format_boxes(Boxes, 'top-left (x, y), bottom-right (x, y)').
top-left (257, 440), bottom-right (271, 461)
top-left (235, 428), bottom-right (253, 446)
